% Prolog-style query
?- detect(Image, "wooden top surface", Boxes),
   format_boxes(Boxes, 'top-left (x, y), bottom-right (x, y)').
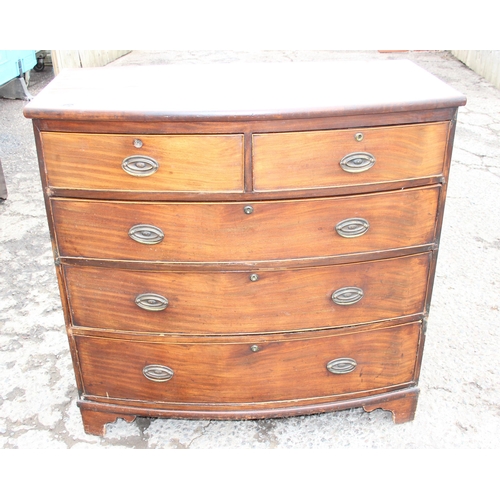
top-left (24, 60), bottom-right (466, 121)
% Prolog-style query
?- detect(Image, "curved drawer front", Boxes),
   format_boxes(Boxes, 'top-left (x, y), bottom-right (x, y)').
top-left (52, 186), bottom-right (439, 262)
top-left (253, 122), bottom-right (449, 191)
top-left (41, 132), bottom-right (244, 192)
top-left (75, 322), bottom-right (421, 404)
top-left (65, 253), bottom-right (430, 334)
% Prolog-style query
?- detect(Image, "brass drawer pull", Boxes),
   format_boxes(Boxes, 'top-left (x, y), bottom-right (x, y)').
top-left (129, 224), bottom-right (165, 245)
top-left (327, 358), bottom-right (357, 374)
top-left (340, 152), bottom-right (375, 173)
top-left (135, 293), bottom-right (169, 311)
top-left (331, 286), bottom-right (364, 305)
top-left (335, 218), bottom-right (369, 238)
top-left (143, 364), bottom-right (174, 382)
top-left (122, 155), bottom-right (159, 177)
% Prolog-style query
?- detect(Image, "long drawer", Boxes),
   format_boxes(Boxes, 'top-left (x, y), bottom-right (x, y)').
top-left (75, 322), bottom-right (421, 404)
top-left (52, 186), bottom-right (440, 263)
top-left (253, 122), bottom-right (449, 191)
top-left (64, 253), bottom-right (430, 334)
top-left (40, 132), bottom-right (244, 192)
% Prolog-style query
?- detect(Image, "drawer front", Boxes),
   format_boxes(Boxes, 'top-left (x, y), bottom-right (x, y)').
top-left (52, 186), bottom-right (439, 262)
top-left (65, 253), bottom-right (430, 334)
top-left (40, 132), bottom-right (244, 192)
top-left (75, 322), bottom-right (421, 404)
top-left (253, 122), bottom-right (449, 191)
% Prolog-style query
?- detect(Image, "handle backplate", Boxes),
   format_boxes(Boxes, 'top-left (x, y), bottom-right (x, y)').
top-left (143, 364), bottom-right (174, 382)
top-left (122, 155), bottom-right (159, 177)
top-left (335, 218), bottom-right (369, 238)
top-left (340, 152), bottom-right (375, 173)
top-left (135, 293), bottom-right (168, 311)
top-left (129, 224), bottom-right (165, 245)
top-left (327, 358), bottom-right (357, 374)
top-left (331, 286), bottom-right (364, 305)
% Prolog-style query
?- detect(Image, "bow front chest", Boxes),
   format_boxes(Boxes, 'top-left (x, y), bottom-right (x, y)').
top-left (24, 60), bottom-right (466, 435)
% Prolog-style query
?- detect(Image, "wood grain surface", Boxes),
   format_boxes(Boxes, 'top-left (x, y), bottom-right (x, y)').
top-left (64, 253), bottom-right (430, 334)
top-left (23, 61), bottom-right (466, 121)
top-left (253, 122), bottom-right (449, 191)
top-left (41, 132), bottom-right (244, 192)
top-left (75, 322), bottom-right (421, 404)
top-left (52, 185), bottom-right (440, 263)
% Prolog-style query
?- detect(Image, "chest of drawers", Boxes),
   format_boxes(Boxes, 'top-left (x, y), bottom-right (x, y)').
top-left (24, 60), bottom-right (466, 436)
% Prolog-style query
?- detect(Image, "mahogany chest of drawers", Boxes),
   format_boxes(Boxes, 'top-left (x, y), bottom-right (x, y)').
top-left (24, 60), bottom-right (466, 436)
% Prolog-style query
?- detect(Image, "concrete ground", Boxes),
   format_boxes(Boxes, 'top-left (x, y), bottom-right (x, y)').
top-left (1, 50), bottom-right (499, 449)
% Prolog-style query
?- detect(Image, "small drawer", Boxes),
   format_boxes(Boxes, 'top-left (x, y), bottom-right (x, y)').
top-left (252, 122), bottom-right (449, 191)
top-left (52, 185), bottom-right (440, 263)
top-left (64, 253), bottom-right (430, 334)
top-left (75, 322), bottom-right (421, 404)
top-left (40, 132), bottom-right (244, 193)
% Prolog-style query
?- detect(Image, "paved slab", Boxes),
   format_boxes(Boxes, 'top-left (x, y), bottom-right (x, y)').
top-left (1, 51), bottom-right (499, 448)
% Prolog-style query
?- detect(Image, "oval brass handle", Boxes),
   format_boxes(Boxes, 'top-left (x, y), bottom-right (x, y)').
top-left (129, 224), bottom-right (165, 245)
top-left (331, 286), bottom-right (364, 305)
top-left (143, 364), bottom-right (174, 382)
top-left (327, 358), bottom-right (357, 374)
top-left (339, 152), bottom-right (375, 173)
top-left (135, 293), bottom-right (168, 311)
top-left (335, 218), bottom-right (369, 238)
top-left (122, 155), bottom-right (159, 177)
